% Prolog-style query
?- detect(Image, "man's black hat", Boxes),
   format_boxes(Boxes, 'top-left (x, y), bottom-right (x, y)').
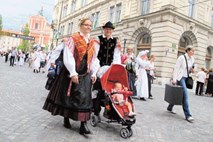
top-left (102, 21), bottom-right (115, 29)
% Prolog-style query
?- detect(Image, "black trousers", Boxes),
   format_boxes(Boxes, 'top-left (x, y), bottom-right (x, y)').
top-left (92, 78), bottom-right (104, 116)
top-left (195, 81), bottom-right (204, 95)
top-left (10, 56), bottom-right (15, 66)
top-left (147, 73), bottom-right (152, 97)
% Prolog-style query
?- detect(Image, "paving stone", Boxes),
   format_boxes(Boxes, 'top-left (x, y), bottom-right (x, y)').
top-left (0, 57), bottom-right (213, 142)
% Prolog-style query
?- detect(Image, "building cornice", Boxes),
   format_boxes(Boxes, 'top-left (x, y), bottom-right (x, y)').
top-left (120, 8), bottom-right (212, 32)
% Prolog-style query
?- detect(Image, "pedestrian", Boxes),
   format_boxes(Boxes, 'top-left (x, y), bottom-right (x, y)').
top-left (43, 18), bottom-right (99, 135)
top-left (18, 51), bottom-right (25, 66)
top-left (135, 50), bottom-right (150, 101)
top-left (195, 67), bottom-right (206, 95)
top-left (32, 50), bottom-right (40, 73)
top-left (39, 50), bottom-right (47, 73)
top-left (123, 46), bottom-right (137, 96)
top-left (4, 51), bottom-right (9, 63)
top-left (92, 21), bottom-right (121, 122)
top-left (10, 47), bottom-right (17, 66)
top-left (205, 68), bottom-right (213, 97)
top-left (167, 46), bottom-right (195, 122)
top-left (146, 55), bottom-right (156, 99)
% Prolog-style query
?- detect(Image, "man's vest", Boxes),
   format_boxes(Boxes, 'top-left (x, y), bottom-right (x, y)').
top-left (97, 35), bottom-right (117, 67)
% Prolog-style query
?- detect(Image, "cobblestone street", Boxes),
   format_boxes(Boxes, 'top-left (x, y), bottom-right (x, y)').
top-left (0, 57), bottom-right (213, 142)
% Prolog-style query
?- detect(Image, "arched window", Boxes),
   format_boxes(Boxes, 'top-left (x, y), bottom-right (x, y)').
top-left (137, 32), bottom-right (151, 55)
top-left (178, 35), bottom-right (192, 56)
top-left (206, 47), bottom-right (212, 70)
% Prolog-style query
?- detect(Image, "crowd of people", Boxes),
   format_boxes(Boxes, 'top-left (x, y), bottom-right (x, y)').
top-left (0, 47), bottom-right (49, 74)
top-left (1, 18), bottom-right (212, 136)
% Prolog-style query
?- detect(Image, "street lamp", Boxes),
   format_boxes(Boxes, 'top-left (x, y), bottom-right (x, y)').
top-left (123, 39), bottom-right (127, 54)
top-left (50, 20), bottom-right (56, 50)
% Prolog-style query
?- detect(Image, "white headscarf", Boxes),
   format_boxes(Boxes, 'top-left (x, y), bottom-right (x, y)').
top-left (137, 50), bottom-right (149, 58)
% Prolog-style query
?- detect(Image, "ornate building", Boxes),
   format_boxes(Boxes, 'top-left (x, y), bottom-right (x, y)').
top-left (28, 14), bottom-right (51, 47)
top-left (53, 0), bottom-right (213, 85)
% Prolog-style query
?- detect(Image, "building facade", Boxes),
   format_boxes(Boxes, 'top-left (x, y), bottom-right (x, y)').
top-left (28, 15), bottom-right (51, 47)
top-left (0, 30), bottom-right (22, 51)
top-left (53, 0), bottom-right (213, 85)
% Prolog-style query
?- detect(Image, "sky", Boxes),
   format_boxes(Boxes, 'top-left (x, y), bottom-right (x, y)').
top-left (0, 0), bottom-right (54, 31)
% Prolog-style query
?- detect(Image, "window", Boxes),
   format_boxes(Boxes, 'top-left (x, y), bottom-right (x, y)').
top-left (141, 0), bottom-right (150, 15)
top-left (67, 22), bottom-right (73, 35)
top-left (115, 3), bottom-right (122, 23)
top-left (35, 23), bottom-right (38, 29)
top-left (138, 33), bottom-right (151, 45)
top-left (109, 6), bottom-right (115, 23)
top-left (137, 32), bottom-right (151, 54)
top-left (71, 0), bottom-right (76, 12)
top-left (81, 0), bottom-right (87, 7)
top-left (62, 4), bottom-right (68, 17)
top-left (188, 0), bottom-right (195, 18)
top-left (60, 25), bottom-right (65, 36)
top-left (91, 12), bottom-right (100, 29)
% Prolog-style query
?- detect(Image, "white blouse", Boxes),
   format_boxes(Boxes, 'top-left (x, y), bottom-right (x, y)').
top-left (63, 33), bottom-right (100, 78)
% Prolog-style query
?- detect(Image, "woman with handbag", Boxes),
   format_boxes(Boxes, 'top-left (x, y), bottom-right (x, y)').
top-left (167, 46), bottom-right (195, 122)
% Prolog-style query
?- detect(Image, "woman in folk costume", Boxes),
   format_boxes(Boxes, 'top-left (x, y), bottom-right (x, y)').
top-left (43, 18), bottom-right (99, 135)
top-left (135, 50), bottom-right (150, 101)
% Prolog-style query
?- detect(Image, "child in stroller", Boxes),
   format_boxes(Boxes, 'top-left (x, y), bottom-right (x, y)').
top-left (111, 82), bottom-right (136, 116)
top-left (91, 64), bottom-right (136, 138)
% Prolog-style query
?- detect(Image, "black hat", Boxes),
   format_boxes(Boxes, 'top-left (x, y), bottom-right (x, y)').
top-left (102, 21), bottom-right (115, 29)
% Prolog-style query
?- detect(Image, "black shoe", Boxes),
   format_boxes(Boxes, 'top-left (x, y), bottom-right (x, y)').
top-left (167, 109), bottom-right (176, 114)
top-left (79, 122), bottom-right (91, 135)
top-left (63, 117), bottom-right (71, 129)
top-left (140, 97), bottom-right (146, 101)
top-left (148, 96), bottom-right (153, 99)
top-left (95, 114), bottom-right (101, 123)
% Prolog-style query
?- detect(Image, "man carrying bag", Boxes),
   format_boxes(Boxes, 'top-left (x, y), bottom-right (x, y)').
top-left (166, 46), bottom-right (195, 122)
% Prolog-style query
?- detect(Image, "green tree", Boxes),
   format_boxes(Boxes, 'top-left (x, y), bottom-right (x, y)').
top-left (18, 24), bottom-right (30, 51)
top-left (0, 14), bottom-right (2, 31)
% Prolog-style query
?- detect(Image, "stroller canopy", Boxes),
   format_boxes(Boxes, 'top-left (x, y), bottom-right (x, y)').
top-left (100, 64), bottom-right (129, 93)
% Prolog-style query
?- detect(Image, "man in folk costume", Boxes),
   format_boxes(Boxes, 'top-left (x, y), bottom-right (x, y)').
top-left (43, 18), bottom-right (100, 135)
top-left (92, 21), bottom-right (121, 121)
top-left (135, 50), bottom-right (150, 101)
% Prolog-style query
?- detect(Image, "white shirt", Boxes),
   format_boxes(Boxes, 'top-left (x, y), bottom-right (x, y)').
top-left (173, 53), bottom-right (195, 81)
top-left (196, 71), bottom-right (206, 83)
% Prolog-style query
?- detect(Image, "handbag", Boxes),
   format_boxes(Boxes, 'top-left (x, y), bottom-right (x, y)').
top-left (183, 55), bottom-right (193, 89)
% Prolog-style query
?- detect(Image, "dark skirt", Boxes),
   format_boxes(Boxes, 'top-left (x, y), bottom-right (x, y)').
top-left (205, 81), bottom-right (213, 94)
top-left (43, 67), bottom-right (92, 121)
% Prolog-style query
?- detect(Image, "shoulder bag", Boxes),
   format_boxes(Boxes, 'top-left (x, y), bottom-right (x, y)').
top-left (183, 55), bottom-right (193, 89)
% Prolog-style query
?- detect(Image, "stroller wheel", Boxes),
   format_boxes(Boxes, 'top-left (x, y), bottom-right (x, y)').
top-left (120, 128), bottom-right (129, 139)
top-left (90, 115), bottom-right (98, 127)
top-left (127, 127), bottom-right (133, 137)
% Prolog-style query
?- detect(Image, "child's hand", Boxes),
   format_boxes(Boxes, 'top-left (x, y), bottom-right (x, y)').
top-left (123, 86), bottom-right (128, 91)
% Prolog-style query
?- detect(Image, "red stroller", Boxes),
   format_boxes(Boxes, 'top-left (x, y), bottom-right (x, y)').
top-left (90, 64), bottom-right (136, 138)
